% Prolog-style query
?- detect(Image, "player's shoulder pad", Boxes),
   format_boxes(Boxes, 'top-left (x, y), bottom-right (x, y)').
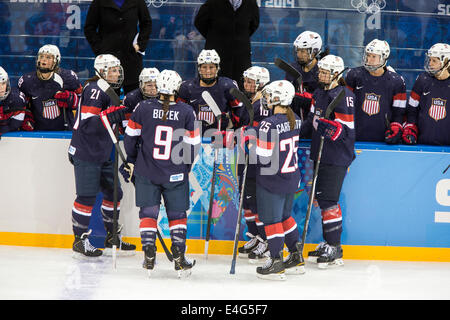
top-left (218, 76), bottom-right (238, 89)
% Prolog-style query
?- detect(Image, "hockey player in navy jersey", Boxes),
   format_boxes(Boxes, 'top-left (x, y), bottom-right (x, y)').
top-left (68, 54), bottom-right (136, 259)
top-left (0, 67), bottom-right (27, 137)
top-left (345, 39), bottom-right (407, 143)
top-left (404, 43), bottom-right (450, 145)
top-left (122, 67), bottom-right (159, 127)
top-left (121, 70), bottom-right (200, 277)
top-left (250, 80), bottom-right (304, 280)
top-left (300, 54), bottom-right (355, 269)
top-left (287, 31), bottom-right (325, 122)
top-left (177, 49), bottom-right (242, 133)
top-left (232, 66), bottom-right (273, 262)
top-left (18, 44), bottom-right (82, 131)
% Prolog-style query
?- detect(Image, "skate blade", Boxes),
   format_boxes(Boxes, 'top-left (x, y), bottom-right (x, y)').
top-left (177, 269), bottom-right (192, 278)
top-left (248, 257), bottom-right (269, 265)
top-left (72, 252), bottom-right (102, 261)
top-left (318, 258), bottom-right (344, 269)
top-left (256, 272), bottom-right (287, 281)
top-left (307, 256), bottom-right (319, 263)
top-left (103, 248), bottom-right (136, 257)
top-left (145, 269), bottom-right (153, 278)
top-left (238, 253), bottom-right (250, 259)
top-left (285, 265), bottom-right (306, 275)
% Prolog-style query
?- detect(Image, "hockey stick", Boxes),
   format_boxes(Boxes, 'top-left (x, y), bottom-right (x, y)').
top-left (274, 57), bottom-right (303, 94)
top-left (300, 88), bottom-right (346, 254)
top-left (201, 90), bottom-right (223, 260)
top-left (98, 78), bottom-right (173, 263)
top-left (54, 73), bottom-right (68, 130)
top-left (443, 165), bottom-right (450, 174)
top-left (228, 88), bottom-right (254, 274)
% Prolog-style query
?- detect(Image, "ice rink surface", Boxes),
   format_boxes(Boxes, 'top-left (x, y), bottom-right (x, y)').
top-left (1, 245), bottom-right (450, 301)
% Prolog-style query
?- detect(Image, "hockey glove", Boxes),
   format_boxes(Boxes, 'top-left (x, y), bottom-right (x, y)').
top-left (292, 92), bottom-right (313, 117)
top-left (237, 126), bottom-right (256, 154)
top-left (54, 90), bottom-right (79, 109)
top-left (21, 110), bottom-right (35, 131)
top-left (119, 162), bottom-right (135, 183)
top-left (316, 118), bottom-right (343, 141)
top-left (100, 106), bottom-right (126, 128)
top-left (212, 130), bottom-right (235, 149)
top-left (385, 122), bottom-right (403, 144)
top-left (402, 123), bottom-right (418, 145)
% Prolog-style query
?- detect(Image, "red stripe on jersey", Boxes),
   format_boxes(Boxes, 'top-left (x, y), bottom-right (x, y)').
top-left (169, 218), bottom-right (187, 228)
top-left (74, 201), bottom-right (93, 213)
top-left (139, 218), bottom-right (157, 229)
top-left (393, 92), bottom-right (406, 100)
top-left (244, 209), bottom-right (257, 219)
top-left (256, 138), bottom-right (274, 150)
top-left (282, 216), bottom-right (297, 232)
top-left (410, 91), bottom-right (420, 101)
top-left (334, 112), bottom-right (354, 122)
top-left (102, 199), bottom-right (120, 209)
top-left (346, 85), bottom-right (354, 92)
top-left (81, 105), bottom-right (101, 115)
top-left (176, 97), bottom-right (187, 103)
top-left (264, 222), bottom-right (284, 238)
top-left (127, 119), bottom-right (142, 130)
top-left (321, 205), bottom-right (342, 222)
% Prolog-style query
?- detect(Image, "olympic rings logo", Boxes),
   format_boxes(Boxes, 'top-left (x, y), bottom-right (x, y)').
top-left (145, 0), bottom-right (168, 8)
top-left (350, 0), bottom-right (386, 14)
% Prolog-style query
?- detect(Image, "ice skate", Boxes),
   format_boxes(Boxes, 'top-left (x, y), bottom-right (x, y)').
top-left (283, 242), bottom-right (305, 274)
top-left (307, 241), bottom-right (327, 263)
top-left (172, 246), bottom-right (195, 278)
top-left (238, 232), bottom-right (259, 258)
top-left (248, 236), bottom-right (270, 264)
top-left (256, 254), bottom-right (286, 281)
top-left (103, 224), bottom-right (136, 257)
top-left (142, 245), bottom-right (156, 277)
top-left (72, 230), bottom-right (102, 260)
top-left (317, 243), bottom-right (344, 269)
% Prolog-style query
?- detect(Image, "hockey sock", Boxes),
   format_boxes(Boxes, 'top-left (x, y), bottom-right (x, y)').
top-left (255, 215), bottom-right (267, 240)
top-left (101, 199), bottom-right (120, 234)
top-left (264, 222), bottom-right (284, 259)
top-left (244, 209), bottom-right (258, 236)
top-left (282, 216), bottom-right (299, 251)
top-left (72, 196), bottom-right (96, 236)
top-left (321, 204), bottom-right (343, 246)
top-left (139, 206), bottom-right (160, 248)
top-left (168, 211), bottom-right (187, 253)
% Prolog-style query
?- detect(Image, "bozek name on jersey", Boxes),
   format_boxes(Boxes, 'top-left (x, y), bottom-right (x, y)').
top-left (153, 109), bottom-right (180, 121)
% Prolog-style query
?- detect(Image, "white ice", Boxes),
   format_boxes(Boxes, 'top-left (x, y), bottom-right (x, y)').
top-left (1, 245), bottom-right (449, 300)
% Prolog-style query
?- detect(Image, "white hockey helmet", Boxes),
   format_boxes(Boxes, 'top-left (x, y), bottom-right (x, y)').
top-left (243, 66), bottom-right (271, 89)
top-left (139, 67), bottom-right (160, 98)
top-left (425, 43), bottom-right (450, 76)
top-left (0, 66), bottom-right (11, 101)
top-left (94, 54), bottom-right (124, 89)
top-left (156, 69), bottom-right (182, 95)
top-left (197, 49), bottom-right (221, 65)
top-left (261, 80), bottom-right (295, 110)
top-left (364, 39), bottom-right (390, 72)
top-left (293, 31), bottom-right (322, 62)
top-left (37, 44), bottom-right (61, 72)
top-left (318, 54), bottom-right (345, 81)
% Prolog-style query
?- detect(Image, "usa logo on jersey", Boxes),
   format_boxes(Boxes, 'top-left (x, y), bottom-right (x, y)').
top-left (429, 98), bottom-right (447, 121)
top-left (362, 93), bottom-right (381, 116)
top-left (197, 104), bottom-right (214, 125)
top-left (42, 99), bottom-right (60, 119)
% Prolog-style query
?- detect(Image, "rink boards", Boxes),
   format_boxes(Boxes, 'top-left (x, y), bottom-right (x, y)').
top-left (1, 131), bottom-right (450, 262)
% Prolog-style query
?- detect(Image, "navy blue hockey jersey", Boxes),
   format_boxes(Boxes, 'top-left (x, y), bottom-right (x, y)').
top-left (301, 86), bottom-right (356, 167)
top-left (346, 66), bottom-right (406, 142)
top-left (177, 77), bottom-right (241, 132)
top-left (255, 112), bottom-right (302, 194)
top-left (18, 68), bottom-right (82, 130)
top-left (69, 80), bottom-right (116, 163)
top-left (124, 99), bottom-right (200, 185)
top-left (0, 88), bottom-right (27, 134)
top-left (406, 72), bottom-right (450, 145)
